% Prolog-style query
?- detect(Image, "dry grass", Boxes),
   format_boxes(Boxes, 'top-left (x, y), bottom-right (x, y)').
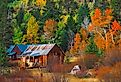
top-left (103, 48), bottom-right (121, 66)
top-left (96, 48), bottom-right (121, 82)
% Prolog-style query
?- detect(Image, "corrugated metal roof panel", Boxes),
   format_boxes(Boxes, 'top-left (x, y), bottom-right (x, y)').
top-left (17, 44), bottom-right (28, 52)
top-left (22, 44), bottom-right (55, 57)
top-left (7, 45), bottom-right (15, 53)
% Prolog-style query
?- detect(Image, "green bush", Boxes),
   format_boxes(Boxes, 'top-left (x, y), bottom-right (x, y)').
top-left (0, 47), bottom-right (8, 67)
top-left (85, 36), bottom-right (103, 57)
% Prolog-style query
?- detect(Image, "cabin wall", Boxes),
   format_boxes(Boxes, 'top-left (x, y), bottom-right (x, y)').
top-left (47, 45), bottom-right (65, 69)
top-left (34, 56), bottom-right (47, 66)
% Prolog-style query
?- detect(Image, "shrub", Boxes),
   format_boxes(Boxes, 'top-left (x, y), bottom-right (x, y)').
top-left (96, 66), bottom-right (112, 78)
top-left (103, 48), bottom-right (121, 66)
top-left (80, 54), bottom-right (99, 69)
top-left (97, 62), bottom-right (121, 82)
top-left (0, 47), bottom-right (8, 67)
top-left (85, 36), bottom-right (103, 57)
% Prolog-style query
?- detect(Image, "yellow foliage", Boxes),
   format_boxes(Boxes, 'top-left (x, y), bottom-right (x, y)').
top-left (22, 16), bottom-right (39, 44)
top-left (60, 15), bottom-right (70, 24)
top-left (36, 0), bottom-right (46, 8)
top-left (22, 0), bottom-right (29, 6)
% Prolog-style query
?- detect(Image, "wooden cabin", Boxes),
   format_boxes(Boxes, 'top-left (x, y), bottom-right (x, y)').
top-left (21, 44), bottom-right (65, 69)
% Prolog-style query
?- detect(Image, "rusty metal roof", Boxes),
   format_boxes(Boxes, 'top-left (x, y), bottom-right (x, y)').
top-left (21, 44), bottom-right (55, 56)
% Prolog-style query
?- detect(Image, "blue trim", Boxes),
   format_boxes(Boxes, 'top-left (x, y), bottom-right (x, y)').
top-left (7, 45), bottom-right (15, 53)
top-left (8, 52), bottom-right (16, 56)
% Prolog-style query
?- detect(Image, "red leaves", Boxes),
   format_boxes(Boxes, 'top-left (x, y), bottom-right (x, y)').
top-left (112, 20), bottom-right (121, 31)
top-left (93, 8), bottom-right (102, 18)
top-left (105, 8), bottom-right (112, 16)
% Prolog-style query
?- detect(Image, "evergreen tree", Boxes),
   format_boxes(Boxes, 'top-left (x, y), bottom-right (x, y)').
top-left (110, 0), bottom-right (121, 22)
top-left (77, 1), bottom-right (90, 32)
top-left (85, 35), bottom-right (103, 57)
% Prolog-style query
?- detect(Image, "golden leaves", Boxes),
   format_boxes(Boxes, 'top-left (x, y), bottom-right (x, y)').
top-left (94, 33), bottom-right (105, 50)
top-left (60, 15), bottom-right (70, 24)
top-left (27, 16), bottom-right (39, 36)
top-left (22, 16), bottom-right (39, 44)
top-left (36, 0), bottom-right (46, 8)
top-left (43, 19), bottom-right (57, 39)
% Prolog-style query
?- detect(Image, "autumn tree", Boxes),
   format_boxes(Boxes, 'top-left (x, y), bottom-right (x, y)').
top-left (70, 33), bottom-right (81, 54)
top-left (22, 16), bottom-right (39, 44)
top-left (79, 28), bottom-right (88, 51)
top-left (88, 8), bottom-right (114, 51)
top-left (43, 19), bottom-right (57, 39)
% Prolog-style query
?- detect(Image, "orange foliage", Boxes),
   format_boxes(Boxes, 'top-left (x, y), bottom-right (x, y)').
top-left (73, 33), bottom-right (81, 52)
top-left (96, 66), bottom-right (112, 78)
top-left (70, 33), bottom-right (81, 54)
top-left (94, 33), bottom-right (105, 50)
top-left (93, 8), bottom-right (102, 19)
top-left (36, 0), bottom-right (46, 8)
top-left (91, 8), bottom-right (112, 28)
top-left (112, 20), bottom-right (121, 31)
top-left (117, 39), bottom-right (121, 49)
top-left (88, 24), bottom-right (94, 32)
top-left (79, 28), bottom-right (88, 51)
top-left (80, 40), bottom-right (87, 51)
top-left (80, 28), bottom-right (88, 40)
top-left (91, 8), bottom-right (102, 27)
top-left (105, 8), bottom-right (112, 16)
top-left (105, 31), bottom-right (115, 50)
top-left (43, 19), bottom-right (57, 39)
